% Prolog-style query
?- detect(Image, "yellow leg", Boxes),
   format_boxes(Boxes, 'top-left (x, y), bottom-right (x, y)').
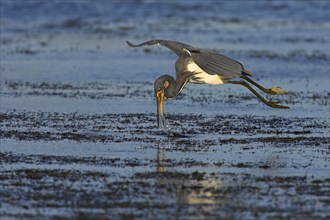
top-left (228, 81), bottom-right (289, 109)
top-left (241, 75), bottom-right (288, 95)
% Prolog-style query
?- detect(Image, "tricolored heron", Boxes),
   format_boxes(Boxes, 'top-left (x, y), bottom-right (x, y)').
top-left (126, 39), bottom-right (289, 128)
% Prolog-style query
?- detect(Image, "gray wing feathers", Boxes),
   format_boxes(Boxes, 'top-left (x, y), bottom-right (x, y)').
top-left (126, 40), bottom-right (161, 47)
top-left (127, 39), bottom-right (250, 79)
top-left (193, 53), bottom-right (244, 79)
top-left (126, 39), bottom-right (194, 57)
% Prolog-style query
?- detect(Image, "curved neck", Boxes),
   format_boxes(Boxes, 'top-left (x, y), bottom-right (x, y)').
top-left (165, 75), bottom-right (188, 99)
top-left (155, 73), bottom-right (191, 99)
top-left (170, 71), bottom-right (193, 98)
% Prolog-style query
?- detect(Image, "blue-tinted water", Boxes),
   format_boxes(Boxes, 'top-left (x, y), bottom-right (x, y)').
top-left (1, 0), bottom-right (329, 24)
top-left (1, 0), bottom-right (329, 81)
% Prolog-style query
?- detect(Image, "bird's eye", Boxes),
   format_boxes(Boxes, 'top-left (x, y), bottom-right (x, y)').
top-left (164, 81), bottom-right (169, 88)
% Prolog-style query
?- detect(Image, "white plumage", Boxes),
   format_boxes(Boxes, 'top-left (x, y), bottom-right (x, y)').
top-left (186, 60), bottom-right (224, 85)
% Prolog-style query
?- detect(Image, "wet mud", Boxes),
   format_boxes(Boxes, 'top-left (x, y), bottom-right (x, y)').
top-left (1, 99), bottom-right (329, 219)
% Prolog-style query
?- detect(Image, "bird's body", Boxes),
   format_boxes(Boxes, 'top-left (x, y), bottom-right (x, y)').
top-left (176, 57), bottom-right (225, 85)
top-left (127, 39), bottom-right (289, 128)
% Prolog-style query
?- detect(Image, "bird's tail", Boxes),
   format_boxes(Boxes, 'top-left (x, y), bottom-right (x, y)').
top-left (242, 69), bottom-right (253, 76)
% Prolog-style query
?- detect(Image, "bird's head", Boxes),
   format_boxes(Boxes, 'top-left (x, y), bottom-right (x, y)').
top-left (154, 75), bottom-right (175, 128)
top-left (154, 72), bottom-right (193, 128)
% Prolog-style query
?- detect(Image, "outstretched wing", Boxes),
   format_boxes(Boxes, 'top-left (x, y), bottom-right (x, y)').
top-left (126, 39), bottom-right (195, 57)
top-left (191, 51), bottom-right (246, 80)
top-left (127, 39), bottom-right (252, 80)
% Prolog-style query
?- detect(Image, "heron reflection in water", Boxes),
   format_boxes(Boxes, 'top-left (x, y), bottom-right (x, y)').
top-left (155, 141), bottom-right (223, 206)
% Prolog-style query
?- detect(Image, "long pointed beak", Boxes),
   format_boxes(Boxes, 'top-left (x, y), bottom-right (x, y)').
top-left (156, 89), bottom-right (165, 128)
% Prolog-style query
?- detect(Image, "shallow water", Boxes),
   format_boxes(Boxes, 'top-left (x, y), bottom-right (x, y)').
top-left (1, 1), bottom-right (330, 219)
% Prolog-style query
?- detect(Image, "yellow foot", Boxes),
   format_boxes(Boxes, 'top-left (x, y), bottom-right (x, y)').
top-left (267, 101), bottom-right (289, 109)
top-left (269, 87), bottom-right (289, 95)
